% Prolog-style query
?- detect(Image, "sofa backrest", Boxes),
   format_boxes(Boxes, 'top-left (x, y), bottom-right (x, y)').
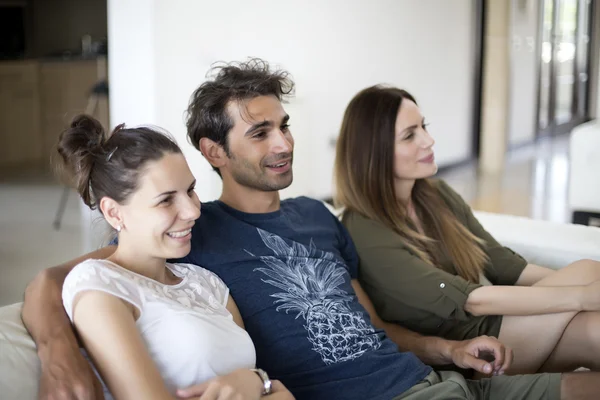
top-left (0, 302), bottom-right (39, 399)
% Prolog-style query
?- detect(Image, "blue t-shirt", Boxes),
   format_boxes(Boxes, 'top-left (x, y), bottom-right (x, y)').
top-left (177, 197), bottom-right (431, 400)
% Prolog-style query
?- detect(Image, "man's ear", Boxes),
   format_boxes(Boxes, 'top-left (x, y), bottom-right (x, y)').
top-left (199, 137), bottom-right (228, 169)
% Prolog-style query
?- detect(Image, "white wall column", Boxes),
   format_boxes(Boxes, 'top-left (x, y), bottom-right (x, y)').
top-left (480, 0), bottom-right (511, 174)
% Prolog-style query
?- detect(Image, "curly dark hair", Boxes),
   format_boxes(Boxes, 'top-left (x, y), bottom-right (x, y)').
top-left (185, 58), bottom-right (295, 175)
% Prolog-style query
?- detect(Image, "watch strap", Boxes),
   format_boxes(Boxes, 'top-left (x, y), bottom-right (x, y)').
top-left (250, 368), bottom-right (272, 396)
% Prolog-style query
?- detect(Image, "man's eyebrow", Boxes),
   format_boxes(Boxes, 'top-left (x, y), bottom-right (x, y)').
top-left (245, 120), bottom-right (272, 136)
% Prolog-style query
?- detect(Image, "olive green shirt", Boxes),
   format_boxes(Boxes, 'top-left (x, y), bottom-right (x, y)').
top-left (342, 180), bottom-right (527, 340)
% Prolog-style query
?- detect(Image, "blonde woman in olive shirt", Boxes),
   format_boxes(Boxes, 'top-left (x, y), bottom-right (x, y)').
top-left (334, 85), bottom-right (600, 375)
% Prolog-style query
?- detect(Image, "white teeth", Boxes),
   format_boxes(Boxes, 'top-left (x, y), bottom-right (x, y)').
top-left (167, 229), bottom-right (191, 238)
top-left (272, 162), bottom-right (287, 167)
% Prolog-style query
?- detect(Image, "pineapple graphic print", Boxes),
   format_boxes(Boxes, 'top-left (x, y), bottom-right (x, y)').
top-left (248, 228), bottom-right (381, 365)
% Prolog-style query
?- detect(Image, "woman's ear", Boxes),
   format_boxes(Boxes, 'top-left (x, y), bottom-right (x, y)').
top-left (99, 197), bottom-right (124, 231)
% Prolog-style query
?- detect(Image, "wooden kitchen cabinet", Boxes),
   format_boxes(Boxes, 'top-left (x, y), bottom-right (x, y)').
top-left (0, 57), bottom-right (108, 174)
top-left (0, 61), bottom-right (43, 169)
top-left (39, 58), bottom-right (108, 163)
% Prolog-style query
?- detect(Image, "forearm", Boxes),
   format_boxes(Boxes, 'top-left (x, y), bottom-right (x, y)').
top-left (514, 263), bottom-right (555, 286)
top-left (22, 266), bottom-right (80, 360)
top-left (466, 285), bottom-right (583, 316)
top-left (22, 246), bottom-right (116, 355)
top-left (377, 321), bottom-right (454, 365)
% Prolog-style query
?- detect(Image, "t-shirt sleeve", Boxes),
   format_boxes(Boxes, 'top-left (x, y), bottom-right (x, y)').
top-left (62, 260), bottom-right (143, 322)
top-left (344, 212), bottom-right (482, 323)
top-left (436, 180), bottom-right (528, 285)
top-left (326, 205), bottom-right (360, 280)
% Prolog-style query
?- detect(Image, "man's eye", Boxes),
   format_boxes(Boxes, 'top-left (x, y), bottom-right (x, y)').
top-left (281, 124), bottom-right (290, 132)
top-left (253, 132), bottom-right (266, 139)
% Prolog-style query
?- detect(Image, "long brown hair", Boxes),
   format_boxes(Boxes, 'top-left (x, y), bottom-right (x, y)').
top-left (334, 85), bottom-right (488, 283)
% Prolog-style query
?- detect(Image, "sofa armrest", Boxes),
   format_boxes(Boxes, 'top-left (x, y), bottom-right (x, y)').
top-left (569, 121), bottom-right (600, 212)
top-left (474, 211), bottom-right (600, 269)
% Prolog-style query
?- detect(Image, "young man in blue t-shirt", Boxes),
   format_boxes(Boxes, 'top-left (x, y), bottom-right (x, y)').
top-left (22, 59), bottom-right (599, 399)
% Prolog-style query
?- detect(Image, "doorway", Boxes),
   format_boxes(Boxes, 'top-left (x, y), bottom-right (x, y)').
top-left (537, 0), bottom-right (594, 137)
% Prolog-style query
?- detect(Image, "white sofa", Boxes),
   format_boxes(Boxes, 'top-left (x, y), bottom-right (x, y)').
top-left (2, 212), bottom-right (600, 399)
top-left (569, 120), bottom-right (600, 226)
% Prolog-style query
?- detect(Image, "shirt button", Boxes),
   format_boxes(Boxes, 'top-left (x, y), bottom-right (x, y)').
top-left (440, 283), bottom-right (446, 288)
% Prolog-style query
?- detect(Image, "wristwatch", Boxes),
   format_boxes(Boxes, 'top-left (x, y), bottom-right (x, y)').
top-left (250, 368), bottom-right (272, 396)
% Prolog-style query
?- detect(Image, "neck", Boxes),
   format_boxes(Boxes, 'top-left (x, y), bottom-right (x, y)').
top-left (219, 179), bottom-right (281, 214)
top-left (107, 242), bottom-right (168, 283)
top-left (394, 178), bottom-right (416, 205)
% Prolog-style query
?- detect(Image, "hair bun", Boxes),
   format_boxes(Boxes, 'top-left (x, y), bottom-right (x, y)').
top-left (70, 114), bottom-right (106, 149)
top-left (55, 114), bottom-right (107, 208)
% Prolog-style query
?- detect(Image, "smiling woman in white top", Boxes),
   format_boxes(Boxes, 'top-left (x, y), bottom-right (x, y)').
top-left (56, 114), bottom-right (294, 400)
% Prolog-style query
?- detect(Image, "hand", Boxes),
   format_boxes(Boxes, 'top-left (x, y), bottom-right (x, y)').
top-left (38, 340), bottom-right (104, 400)
top-left (265, 380), bottom-right (295, 400)
top-left (448, 335), bottom-right (513, 376)
top-left (176, 369), bottom-right (264, 400)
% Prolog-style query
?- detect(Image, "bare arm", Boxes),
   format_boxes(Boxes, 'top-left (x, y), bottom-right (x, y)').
top-left (22, 246), bottom-right (116, 348)
top-left (21, 246), bottom-right (115, 399)
top-left (351, 280), bottom-right (512, 374)
top-left (514, 263), bottom-right (555, 286)
top-left (225, 295), bottom-right (245, 329)
top-left (73, 290), bottom-right (178, 400)
top-left (465, 284), bottom-right (584, 316)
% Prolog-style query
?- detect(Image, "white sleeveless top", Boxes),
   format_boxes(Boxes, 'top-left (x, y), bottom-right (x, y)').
top-left (62, 259), bottom-right (256, 398)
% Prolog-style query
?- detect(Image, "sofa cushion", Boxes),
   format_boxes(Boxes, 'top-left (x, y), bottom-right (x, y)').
top-left (0, 302), bottom-right (40, 399)
top-left (474, 211), bottom-right (600, 269)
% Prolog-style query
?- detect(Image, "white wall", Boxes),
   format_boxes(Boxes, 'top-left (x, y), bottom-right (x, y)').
top-left (109, 0), bottom-right (476, 201)
top-left (107, 0), bottom-right (156, 126)
top-left (508, 0), bottom-right (540, 147)
top-left (590, 0), bottom-right (600, 120)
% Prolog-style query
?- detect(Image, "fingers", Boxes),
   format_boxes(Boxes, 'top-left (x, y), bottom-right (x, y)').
top-left (198, 383), bottom-right (219, 400)
top-left (176, 382), bottom-right (209, 398)
top-left (473, 336), bottom-right (512, 376)
top-left (199, 383), bottom-right (235, 400)
top-left (497, 346), bottom-right (513, 375)
top-left (492, 342), bottom-right (505, 366)
top-left (270, 380), bottom-right (286, 393)
top-left (465, 353), bottom-right (494, 374)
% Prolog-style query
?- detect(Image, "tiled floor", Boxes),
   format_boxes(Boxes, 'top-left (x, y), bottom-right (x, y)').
top-left (0, 171), bottom-right (110, 307)
top-left (0, 134), bottom-right (572, 306)
top-left (440, 135), bottom-right (571, 224)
